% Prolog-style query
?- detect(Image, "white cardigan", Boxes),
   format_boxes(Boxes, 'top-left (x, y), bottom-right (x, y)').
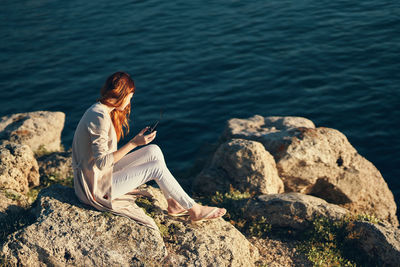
top-left (72, 101), bottom-right (157, 230)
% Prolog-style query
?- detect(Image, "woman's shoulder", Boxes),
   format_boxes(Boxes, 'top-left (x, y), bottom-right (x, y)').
top-left (83, 102), bottom-right (107, 115)
top-left (81, 102), bottom-right (110, 124)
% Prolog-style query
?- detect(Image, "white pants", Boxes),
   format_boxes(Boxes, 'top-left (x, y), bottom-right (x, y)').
top-left (111, 144), bottom-right (196, 209)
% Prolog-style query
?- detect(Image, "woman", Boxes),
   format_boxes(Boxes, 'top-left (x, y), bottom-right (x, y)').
top-left (72, 71), bottom-right (226, 230)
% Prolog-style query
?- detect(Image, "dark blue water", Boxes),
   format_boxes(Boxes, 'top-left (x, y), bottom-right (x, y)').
top-left (1, 1), bottom-right (399, 215)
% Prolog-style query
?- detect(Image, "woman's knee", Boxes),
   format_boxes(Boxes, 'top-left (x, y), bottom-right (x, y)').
top-left (146, 144), bottom-right (164, 160)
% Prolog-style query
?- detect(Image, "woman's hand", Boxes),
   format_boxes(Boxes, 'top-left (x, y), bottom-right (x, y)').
top-left (130, 127), bottom-right (157, 146)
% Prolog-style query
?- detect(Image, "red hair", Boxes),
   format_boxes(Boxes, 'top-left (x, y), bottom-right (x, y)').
top-left (97, 71), bottom-right (135, 142)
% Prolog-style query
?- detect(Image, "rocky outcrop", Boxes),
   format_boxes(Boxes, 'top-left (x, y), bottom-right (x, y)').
top-left (1, 110), bottom-right (399, 266)
top-left (220, 115), bottom-right (398, 227)
top-left (140, 185), bottom-right (260, 266)
top-left (1, 185), bottom-right (168, 266)
top-left (37, 150), bottom-right (73, 180)
top-left (351, 220), bottom-right (400, 266)
top-left (1, 184), bottom-right (260, 267)
top-left (0, 111), bottom-right (65, 154)
top-left (241, 192), bottom-right (350, 230)
top-left (194, 139), bottom-right (284, 195)
top-left (0, 143), bottom-right (39, 194)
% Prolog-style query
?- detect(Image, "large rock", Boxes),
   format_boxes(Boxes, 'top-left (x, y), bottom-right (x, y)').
top-left (0, 111), bottom-right (65, 154)
top-left (242, 192), bottom-right (350, 230)
top-left (351, 220), bottom-right (400, 266)
top-left (142, 185), bottom-right (260, 266)
top-left (0, 185), bottom-right (167, 266)
top-left (0, 143), bottom-right (39, 194)
top-left (221, 115), bottom-right (398, 227)
top-left (37, 150), bottom-right (73, 180)
top-left (194, 139), bottom-right (284, 195)
top-left (220, 115), bottom-right (316, 158)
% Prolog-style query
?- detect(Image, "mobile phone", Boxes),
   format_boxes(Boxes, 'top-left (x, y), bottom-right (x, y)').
top-left (146, 120), bottom-right (159, 133)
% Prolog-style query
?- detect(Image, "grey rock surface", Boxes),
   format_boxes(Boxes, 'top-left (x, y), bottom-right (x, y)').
top-left (221, 115), bottom-right (398, 227)
top-left (194, 139), bottom-right (284, 195)
top-left (0, 143), bottom-right (39, 194)
top-left (0, 111), bottom-right (65, 153)
top-left (1, 184), bottom-right (167, 266)
top-left (242, 192), bottom-right (350, 230)
top-left (351, 220), bottom-right (400, 267)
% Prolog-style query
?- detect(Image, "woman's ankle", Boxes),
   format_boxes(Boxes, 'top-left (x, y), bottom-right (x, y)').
top-left (167, 198), bottom-right (186, 212)
top-left (188, 203), bottom-right (201, 216)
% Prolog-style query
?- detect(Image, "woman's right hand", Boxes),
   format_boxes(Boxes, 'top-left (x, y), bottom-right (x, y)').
top-left (130, 127), bottom-right (157, 146)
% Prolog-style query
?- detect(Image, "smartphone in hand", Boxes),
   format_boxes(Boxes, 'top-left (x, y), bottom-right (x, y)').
top-left (145, 120), bottom-right (159, 134)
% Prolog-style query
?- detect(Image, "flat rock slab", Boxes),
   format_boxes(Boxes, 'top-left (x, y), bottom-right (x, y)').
top-left (243, 192), bottom-right (349, 230)
top-left (1, 185), bottom-right (167, 266)
top-left (0, 111), bottom-right (65, 153)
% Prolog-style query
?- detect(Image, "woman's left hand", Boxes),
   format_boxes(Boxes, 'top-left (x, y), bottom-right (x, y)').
top-left (130, 127), bottom-right (157, 146)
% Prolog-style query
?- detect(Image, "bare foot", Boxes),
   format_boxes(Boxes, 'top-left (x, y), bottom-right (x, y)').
top-left (188, 204), bottom-right (226, 221)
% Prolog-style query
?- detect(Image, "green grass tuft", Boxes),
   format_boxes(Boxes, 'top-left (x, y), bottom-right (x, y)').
top-left (34, 144), bottom-right (52, 157)
top-left (27, 174), bottom-right (73, 203)
top-left (2, 189), bottom-right (22, 202)
top-left (199, 185), bottom-right (272, 238)
top-left (295, 214), bottom-right (382, 267)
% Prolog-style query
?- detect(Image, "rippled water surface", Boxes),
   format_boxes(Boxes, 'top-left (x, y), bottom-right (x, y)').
top-left (1, 0), bottom-right (399, 214)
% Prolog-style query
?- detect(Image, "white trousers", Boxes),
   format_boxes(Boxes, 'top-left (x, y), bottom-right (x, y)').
top-left (111, 144), bottom-right (196, 209)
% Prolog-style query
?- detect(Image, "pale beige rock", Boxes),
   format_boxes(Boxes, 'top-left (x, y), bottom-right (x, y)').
top-left (143, 186), bottom-right (260, 267)
top-left (1, 184), bottom-right (260, 267)
top-left (194, 139), bottom-right (284, 195)
top-left (351, 220), bottom-right (400, 267)
top-left (0, 185), bottom-right (167, 266)
top-left (242, 192), bottom-right (349, 230)
top-left (277, 127), bottom-right (398, 227)
top-left (0, 111), bottom-right (65, 153)
top-left (0, 143), bottom-right (39, 194)
top-left (220, 115), bottom-right (316, 158)
top-left (220, 115), bottom-right (398, 227)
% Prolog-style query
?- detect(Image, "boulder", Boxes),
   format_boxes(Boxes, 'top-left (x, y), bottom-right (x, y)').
top-left (220, 115), bottom-right (315, 158)
top-left (37, 150), bottom-right (73, 180)
top-left (141, 185), bottom-right (260, 266)
top-left (221, 115), bottom-right (398, 227)
top-left (0, 143), bottom-right (39, 194)
top-left (241, 192), bottom-right (349, 230)
top-left (351, 220), bottom-right (400, 267)
top-left (194, 139), bottom-right (284, 195)
top-left (0, 185), bottom-right (167, 266)
top-left (0, 111), bottom-right (65, 154)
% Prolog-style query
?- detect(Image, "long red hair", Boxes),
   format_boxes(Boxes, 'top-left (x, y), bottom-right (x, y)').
top-left (97, 71), bottom-right (135, 142)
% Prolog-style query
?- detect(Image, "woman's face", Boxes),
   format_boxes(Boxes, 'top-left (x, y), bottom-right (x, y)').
top-left (116, 92), bottom-right (133, 111)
